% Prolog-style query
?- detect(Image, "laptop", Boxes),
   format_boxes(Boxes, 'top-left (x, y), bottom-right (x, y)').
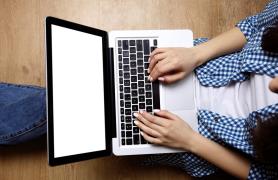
top-left (45, 16), bottom-right (197, 166)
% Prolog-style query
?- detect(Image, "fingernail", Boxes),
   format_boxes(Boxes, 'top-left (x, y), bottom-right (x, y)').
top-left (158, 77), bottom-right (165, 81)
top-left (148, 58), bottom-right (151, 62)
top-left (149, 76), bottom-right (153, 82)
top-left (153, 109), bottom-right (160, 113)
top-left (147, 68), bottom-right (150, 73)
top-left (134, 120), bottom-right (138, 125)
top-left (133, 112), bottom-right (138, 117)
top-left (139, 110), bottom-right (144, 114)
top-left (140, 131), bottom-right (144, 136)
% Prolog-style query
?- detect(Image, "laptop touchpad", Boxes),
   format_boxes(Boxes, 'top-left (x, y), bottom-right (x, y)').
top-left (162, 74), bottom-right (195, 110)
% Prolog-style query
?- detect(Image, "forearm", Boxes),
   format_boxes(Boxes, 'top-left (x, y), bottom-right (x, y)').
top-left (187, 132), bottom-right (250, 179)
top-left (194, 27), bottom-right (247, 66)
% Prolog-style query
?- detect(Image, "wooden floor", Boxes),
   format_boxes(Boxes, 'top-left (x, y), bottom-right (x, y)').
top-left (0, 0), bottom-right (268, 179)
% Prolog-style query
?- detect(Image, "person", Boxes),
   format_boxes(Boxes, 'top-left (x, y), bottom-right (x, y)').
top-left (133, 0), bottom-right (278, 179)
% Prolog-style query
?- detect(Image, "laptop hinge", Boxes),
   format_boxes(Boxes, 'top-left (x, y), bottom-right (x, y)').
top-left (109, 47), bottom-right (116, 138)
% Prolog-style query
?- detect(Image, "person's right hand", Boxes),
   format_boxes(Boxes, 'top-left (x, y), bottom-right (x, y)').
top-left (148, 47), bottom-right (203, 84)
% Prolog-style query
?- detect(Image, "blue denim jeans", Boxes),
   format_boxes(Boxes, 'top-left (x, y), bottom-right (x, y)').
top-left (0, 83), bottom-right (46, 145)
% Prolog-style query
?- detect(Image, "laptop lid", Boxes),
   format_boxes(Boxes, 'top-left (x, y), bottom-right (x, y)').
top-left (46, 17), bottom-right (115, 166)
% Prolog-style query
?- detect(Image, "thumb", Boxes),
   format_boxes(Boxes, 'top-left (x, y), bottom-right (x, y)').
top-left (159, 72), bottom-right (185, 84)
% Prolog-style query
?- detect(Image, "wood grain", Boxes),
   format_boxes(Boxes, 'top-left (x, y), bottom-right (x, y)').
top-left (0, 0), bottom-right (268, 179)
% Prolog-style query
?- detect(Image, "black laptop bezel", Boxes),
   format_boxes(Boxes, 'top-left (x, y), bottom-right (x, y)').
top-left (46, 16), bottom-right (114, 166)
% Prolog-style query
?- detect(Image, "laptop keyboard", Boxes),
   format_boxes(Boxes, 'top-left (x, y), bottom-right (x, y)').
top-left (117, 38), bottom-right (159, 146)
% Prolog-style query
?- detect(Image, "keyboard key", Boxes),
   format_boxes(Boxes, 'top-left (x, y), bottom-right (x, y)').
top-left (138, 67), bottom-right (144, 73)
top-left (138, 81), bottom-right (144, 87)
top-left (126, 139), bottom-right (132, 145)
top-left (120, 100), bottom-right (124, 107)
top-left (118, 55), bottom-right (122, 61)
top-left (130, 54), bottom-right (136, 60)
top-left (133, 127), bottom-right (139, 133)
top-left (119, 85), bottom-right (123, 91)
top-left (125, 109), bottom-right (131, 115)
top-left (129, 40), bottom-right (135, 46)
top-left (138, 74), bottom-right (144, 80)
top-left (136, 40), bottom-right (143, 51)
top-left (120, 93), bottom-right (124, 99)
top-left (133, 134), bottom-right (140, 144)
top-left (126, 131), bottom-right (132, 137)
top-left (124, 94), bottom-right (131, 100)
top-left (146, 106), bottom-right (153, 112)
top-left (144, 56), bottom-right (149, 62)
top-left (132, 105), bottom-right (138, 111)
top-left (124, 73), bottom-right (130, 79)
top-left (121, 108), bottom-right (124, 114)
top-left (139, 103), bottom-right (145, 109)
top-left (118, 48), bottom-right (122, 54)
top-left (151, 46), bottom-right (157, 52)
top-left (123, 40), bottom-right (129, 50)
top-left (137, 59), bottom-right (143, 66)
top-left (119, 78), bottom-right (123, 84)
top-left (131, 76), bottom-right (137, 82)
top-left (131, 69), bottom-right (137, 75)
top-left (132, 98), bottom-right (138, 104)
top-left (123, 65), bottom-right (129, 71)
top-left (126, 116), bottom-right (132, 123)
top-left (153, 39), bottom-right (157, 46)
top-left (130, 61), bottom-right (136, 68)
top-left (144, 63), bottom-right (149, 69)
top-left (131, 90), bottom-right (138, 96)
top-left (145, 77), bottom-right (150, 83)
top-left (146, 99), bottom-right (152, 105)
top-left (119, 70), bottom-right (123, 76)
top-left (139, 96), bottom-right (145, 102)
top-left (138, 88), bottom-right (144, 94)
top-left (121, 131), bottom-right (125, 137)
top-left (121, 115), bottom-right (124, 122)
top-left (119, 63), bottom-right (123, 70)
top-left (121, 139), bottom-right (125, 145)
top-left (146, 92), bottom-right (152, 98)
top-left (125, 101), bottom-right (131, 108)
top-left (124, 80), bottom-right (130, 87)
top-left (123, 58), bottom-right (129, 64)
top-left (121, 123), bottom-right (125, 130)
top-left (131, 83), bottom-right (137, 89)
top-left (137, 52), bottom-right (143, 58)
top-left (130, 47), bottom-right (136, 53)
top-left (143, 39), bottom-right (150, 55)
top-left (145, 70), bottom-right (148, 76)
top-left (118, 40), bottom-right (122, 47)
top-left (123, 51), bottom-right (129, 57)
top-left (145, 84), bottom-right (152, 91)
top-left (126, 123), bottom-right (132, 130)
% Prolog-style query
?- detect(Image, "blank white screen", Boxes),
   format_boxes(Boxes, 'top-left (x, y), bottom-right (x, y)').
top-left (51, 25), bottom-right (106, 158)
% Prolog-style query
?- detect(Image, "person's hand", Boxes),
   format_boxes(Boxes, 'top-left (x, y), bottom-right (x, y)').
top-left (134, 110), bottom-right (197, 151)
top-left (148, 47), bottom-right (202, 84)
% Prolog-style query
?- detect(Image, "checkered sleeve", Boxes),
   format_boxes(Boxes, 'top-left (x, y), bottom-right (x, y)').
top-left (236, 0), bottom-right (278, 41)
top-left (248, 161), bottom-right (278, 179)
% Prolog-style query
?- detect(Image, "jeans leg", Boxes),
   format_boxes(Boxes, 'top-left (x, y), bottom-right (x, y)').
top-left (0, 83), bottom-right (46, 145)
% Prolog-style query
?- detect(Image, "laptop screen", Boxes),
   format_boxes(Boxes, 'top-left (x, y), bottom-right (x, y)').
top-left (51, 24), bottom-right (106, 158)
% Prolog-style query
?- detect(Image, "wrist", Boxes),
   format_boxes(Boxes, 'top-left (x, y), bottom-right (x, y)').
top-left (192, 43), bottom-right (214, 67)
top-left (185, 131), bottom-right (204, 154)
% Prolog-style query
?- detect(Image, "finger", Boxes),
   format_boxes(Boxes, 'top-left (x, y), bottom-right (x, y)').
top-left (140, 131), bottom-right (162, 144)
top-left (149, 60), bottom-right (173, 81)
top-left (133, 119), bottom-right (161, 137)
top-left (148, 53), bottom-right (167, 73)
top-left (149, 48), bottom-right (167, 60)
top-left (153, 110), bottom-right (179, 120)
top-left (159, 72), bottom-right (186, 84)
top-left (140, 111), bottom-right (168, 127)
top-left (134, 112), bottom-right (164, 132)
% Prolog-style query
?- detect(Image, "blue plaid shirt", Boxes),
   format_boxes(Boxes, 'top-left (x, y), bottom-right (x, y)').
top-left (145, 1), bottom-right (278, 179)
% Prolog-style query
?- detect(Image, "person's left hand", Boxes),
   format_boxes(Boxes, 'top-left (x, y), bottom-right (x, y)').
top-left (134, 110), bottom-right (197, 151)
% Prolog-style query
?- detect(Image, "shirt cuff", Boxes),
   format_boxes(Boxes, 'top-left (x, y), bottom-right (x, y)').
top-left (236, 15), bottom-right (259, 42)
